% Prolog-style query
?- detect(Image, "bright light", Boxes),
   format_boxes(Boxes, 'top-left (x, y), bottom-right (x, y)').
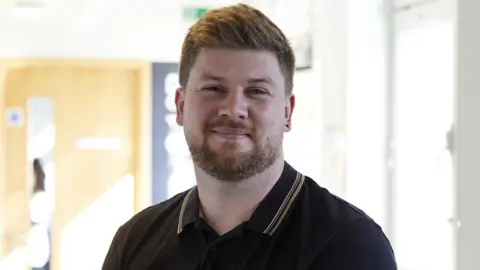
top-left (12, 2), bottom-right (44, 18)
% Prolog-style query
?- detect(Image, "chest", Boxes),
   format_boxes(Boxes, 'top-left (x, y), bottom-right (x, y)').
top-left (126, 225), bottom-right (312, 270)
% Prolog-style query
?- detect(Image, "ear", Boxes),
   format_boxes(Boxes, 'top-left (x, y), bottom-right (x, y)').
top-left (284, 94), bottom-right (295, 132)
top-left (175, 87), bottom-right (185, 126)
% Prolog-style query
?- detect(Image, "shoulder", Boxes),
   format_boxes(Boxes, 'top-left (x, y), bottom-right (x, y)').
top-left (124, 188), bottom-right (190, 232)
top-left (310, 218), bottom-right (397, 269)
top-left (300, 175), bottom-right (375, 229)
top-left (102, 189), bottom-right (193, 269)
top-left (297, 176), bottom-right (396, 268)
top-left (113, 188), bottom-right (192, 249)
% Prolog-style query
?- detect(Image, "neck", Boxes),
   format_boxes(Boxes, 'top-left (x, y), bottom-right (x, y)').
top-left (195, 157), bottom-right (285, 235)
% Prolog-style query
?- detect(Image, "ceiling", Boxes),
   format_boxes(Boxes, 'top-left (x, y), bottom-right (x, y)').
top-left (0, 0), bottom-right (122, 26)
top-left (0, 0), bottom-right (449, 26)
top-left (0, 0), bottom-right (311, 61)
top-left (0, 0), bottom-right (186, 60)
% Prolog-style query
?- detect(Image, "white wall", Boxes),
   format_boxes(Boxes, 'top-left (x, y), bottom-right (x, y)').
top-left (0, 1), bottom-right (186, 62)
top-left (456, 0), bottom-right (480, 269)
top-left (0, 1), bottom-right (261, 62)
top-left (345, 0), bottom-right (388, 229)
top-left (314, 0), bottom-right (349, 197)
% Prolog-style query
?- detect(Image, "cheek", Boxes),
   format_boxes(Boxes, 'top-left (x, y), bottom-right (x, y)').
top-left (184, 99), bottom-right (215, 127)
top-left (251, 104), bottom-right (285, 134)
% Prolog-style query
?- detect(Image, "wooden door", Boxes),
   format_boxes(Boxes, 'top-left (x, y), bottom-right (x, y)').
top-left (0, 61), bottom-right (151, 270)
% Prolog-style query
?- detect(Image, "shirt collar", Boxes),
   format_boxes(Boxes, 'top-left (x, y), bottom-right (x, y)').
top-left (177, 161), bottom-right (305, 236)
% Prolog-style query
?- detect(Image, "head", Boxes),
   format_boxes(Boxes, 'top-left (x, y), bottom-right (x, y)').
top-left (175, 4), bottom-right (296, 182)
top-left (33, 158), bottom-right (45, 192)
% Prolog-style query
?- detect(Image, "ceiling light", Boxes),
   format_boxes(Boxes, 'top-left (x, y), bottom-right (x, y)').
top-left (12, 1), bottom-right (45, 18)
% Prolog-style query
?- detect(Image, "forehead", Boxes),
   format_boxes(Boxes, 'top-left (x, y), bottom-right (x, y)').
top-left (189, 48), bottom-right (284, 87)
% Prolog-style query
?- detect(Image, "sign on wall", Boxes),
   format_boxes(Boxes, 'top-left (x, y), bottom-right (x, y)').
top-left (183, 7), bottom-right (209, 21)
top-left (5, 107), bottom-right (24, 127)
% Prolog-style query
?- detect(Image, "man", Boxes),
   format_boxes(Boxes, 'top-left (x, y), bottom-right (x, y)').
top-left (102, 4), bottom-right (397, 269)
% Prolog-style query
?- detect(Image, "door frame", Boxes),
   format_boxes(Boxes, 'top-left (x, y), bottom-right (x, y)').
top-left (0, 59), bottom-right (152, 262)
top-left (387, 0), bottom-right (456, 268)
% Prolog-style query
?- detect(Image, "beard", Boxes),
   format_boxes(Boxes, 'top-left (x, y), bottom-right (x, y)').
top-left (186, 119), bottom-right (282, 182)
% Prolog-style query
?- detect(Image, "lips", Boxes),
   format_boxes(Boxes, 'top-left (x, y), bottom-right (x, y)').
top-left (211, 127), bottom-right (250, 138)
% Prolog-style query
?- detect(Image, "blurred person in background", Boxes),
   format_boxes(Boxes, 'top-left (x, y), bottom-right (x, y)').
top-left (103, 4), bottom-right (397, 269)
top-left (26, 158), bottom-right (52, 270)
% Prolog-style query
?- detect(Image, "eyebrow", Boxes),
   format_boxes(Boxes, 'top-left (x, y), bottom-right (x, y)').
top-left (200, 73), bottom-right (225, 82)
top-left (248, 77), bottom-right (274, 85)
top-left (199, 73), bottom-right (275, 85)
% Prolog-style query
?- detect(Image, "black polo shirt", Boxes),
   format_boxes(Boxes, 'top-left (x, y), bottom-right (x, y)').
top-left (102, 162), bottom-right (397, 270)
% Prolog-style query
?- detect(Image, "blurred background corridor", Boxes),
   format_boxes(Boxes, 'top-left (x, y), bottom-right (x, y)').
top-left (0, 0), bottom-right (479, 269)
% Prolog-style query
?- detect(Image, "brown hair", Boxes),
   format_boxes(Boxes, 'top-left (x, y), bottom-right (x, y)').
top-left (179, 4), bottom-right (296, 94)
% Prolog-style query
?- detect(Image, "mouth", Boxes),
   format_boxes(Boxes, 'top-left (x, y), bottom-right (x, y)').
top-left (211, 128), bottom-right (251, 139)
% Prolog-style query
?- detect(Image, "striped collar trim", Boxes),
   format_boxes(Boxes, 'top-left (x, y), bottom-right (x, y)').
top-left (177, 166), bottom-right (305, 235)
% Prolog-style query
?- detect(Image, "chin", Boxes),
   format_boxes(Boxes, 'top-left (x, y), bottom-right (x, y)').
top-left (189, 139), bottom-right (280, 182)
top-left (208, 143), bottom-right (254, 162)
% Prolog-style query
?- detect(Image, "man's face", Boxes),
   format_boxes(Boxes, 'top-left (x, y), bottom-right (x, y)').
top-left (175, 48), bottom-right (295, 181)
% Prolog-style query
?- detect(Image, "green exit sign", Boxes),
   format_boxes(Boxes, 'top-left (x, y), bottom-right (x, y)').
top-left (183, 7), bottom-right (209, 20)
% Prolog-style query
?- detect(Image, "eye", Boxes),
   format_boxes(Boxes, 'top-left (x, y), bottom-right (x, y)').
top-left (203, 85), bottom-right (224, 92)
top-left (246, 88), bottom-right (268, 95)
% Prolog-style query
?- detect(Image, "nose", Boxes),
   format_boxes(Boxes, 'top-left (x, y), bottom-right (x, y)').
top-left (218, 89), bottom-right (248, 120)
